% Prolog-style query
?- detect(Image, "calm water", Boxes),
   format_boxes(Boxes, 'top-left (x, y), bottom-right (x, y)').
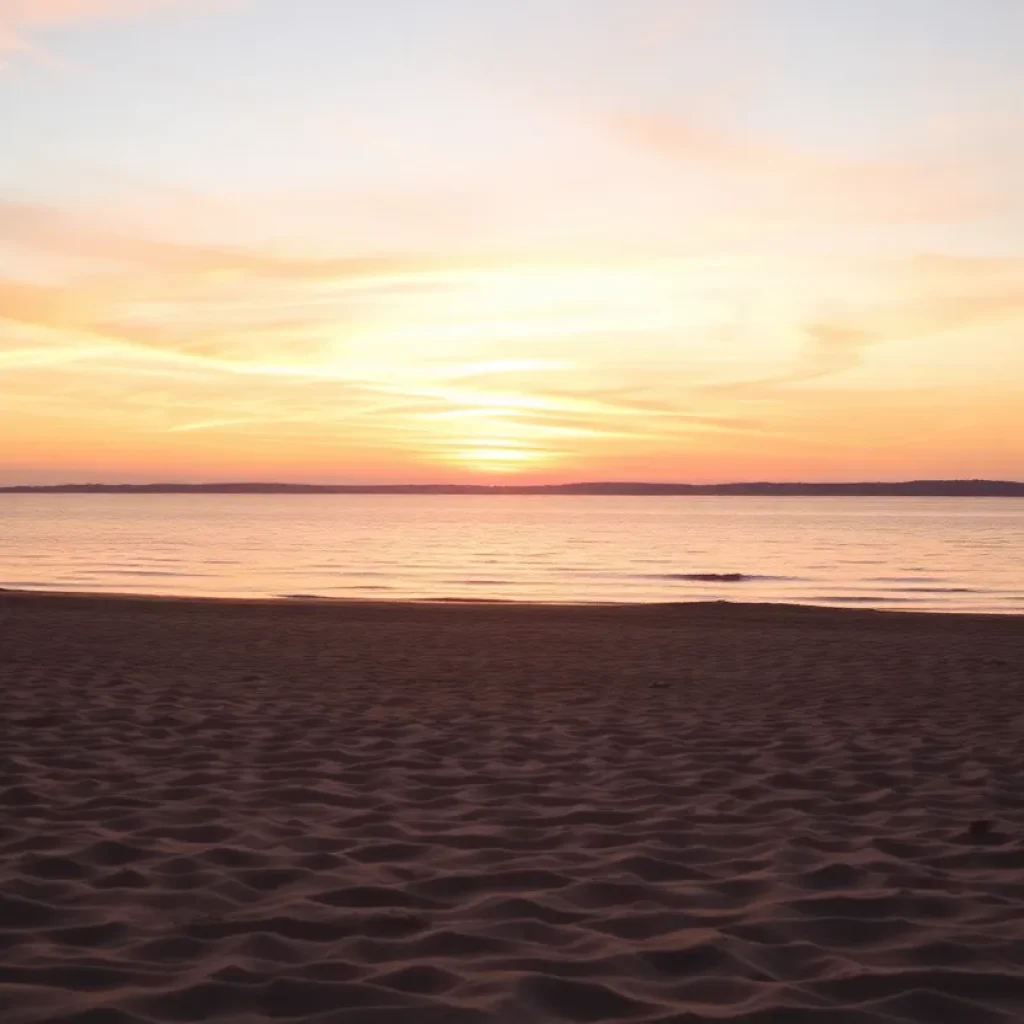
top-left (1, 495), bottom-right (1022, 613)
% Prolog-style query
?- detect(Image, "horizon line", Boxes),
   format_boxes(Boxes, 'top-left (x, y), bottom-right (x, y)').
top-left (3, 478), bottom-right (1023, 495)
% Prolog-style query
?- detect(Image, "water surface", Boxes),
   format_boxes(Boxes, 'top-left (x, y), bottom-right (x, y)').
top-left (2, 495), bottom-right (1022, 613)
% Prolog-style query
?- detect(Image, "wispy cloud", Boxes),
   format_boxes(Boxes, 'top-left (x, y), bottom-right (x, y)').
top-left (704, 254), bottom-right (1024, 393)
top-left (0, 200), bottom-right (432, 280)
top-left (0, 277), bottom-right (78, 325)
top-left (605, 109), bottom-right (991, 225)
top-left (0, 0), bottom-right (207, 67)
top-left (702, 321), bottom-right (876, 393)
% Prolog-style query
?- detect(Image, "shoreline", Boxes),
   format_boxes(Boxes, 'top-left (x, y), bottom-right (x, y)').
top-left (3, 585), bottom-right (1023, 625)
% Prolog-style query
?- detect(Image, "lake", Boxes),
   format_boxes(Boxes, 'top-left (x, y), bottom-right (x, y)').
top-left (2, 495), bottom-right (1022, 613)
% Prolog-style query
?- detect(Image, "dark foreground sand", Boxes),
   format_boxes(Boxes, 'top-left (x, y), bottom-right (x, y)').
top-left (2, 593), bottom-right (1024, 1024)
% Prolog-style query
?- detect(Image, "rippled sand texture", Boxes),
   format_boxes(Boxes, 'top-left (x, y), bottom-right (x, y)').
top-left (2, 594), bottom-right (1024, 1024)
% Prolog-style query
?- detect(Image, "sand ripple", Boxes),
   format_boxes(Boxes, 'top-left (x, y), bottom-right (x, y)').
top-left (2, 594), bottom-right (1024, 1022)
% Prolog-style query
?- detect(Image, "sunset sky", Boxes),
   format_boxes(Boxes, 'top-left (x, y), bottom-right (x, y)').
top-left (2, 0), bottom-right (1022, 484)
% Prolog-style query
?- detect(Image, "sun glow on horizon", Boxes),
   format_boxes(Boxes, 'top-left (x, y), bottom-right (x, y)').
top-left (448, 445), bottom-right (556, 474)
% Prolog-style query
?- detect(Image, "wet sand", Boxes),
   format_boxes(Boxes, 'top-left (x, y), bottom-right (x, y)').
top-left (2, 591), bottom-right (1024, 1023)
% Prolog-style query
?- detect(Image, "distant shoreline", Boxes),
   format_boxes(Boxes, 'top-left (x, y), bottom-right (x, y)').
top-left (3, 480), bottom-right (1023, 497)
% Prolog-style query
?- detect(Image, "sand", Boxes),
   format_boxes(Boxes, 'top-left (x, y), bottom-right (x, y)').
top-left (1, 592), bottom-right (1024, 1024)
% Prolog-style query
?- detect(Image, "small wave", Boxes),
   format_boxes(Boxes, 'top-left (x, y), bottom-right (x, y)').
top-left (884, 586), bottom-right (977, 594)
top-left (305, 567), bottom-right (393, 576)
top-left (641, 572), bottom-right (796, 583)
top-left (868, 576), bottom-right (954, 585)
top-left (85, 569), bottom-right (212, 578)
top-left (279, 586), bottom-right (393, 598)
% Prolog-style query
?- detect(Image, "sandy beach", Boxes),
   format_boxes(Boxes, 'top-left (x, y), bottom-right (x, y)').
top-left (2, 592), bottom-right (1023, 1024)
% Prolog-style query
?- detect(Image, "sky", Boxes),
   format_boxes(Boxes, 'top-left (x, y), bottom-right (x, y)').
top-left (1, 0), bottom-right (1023, 484)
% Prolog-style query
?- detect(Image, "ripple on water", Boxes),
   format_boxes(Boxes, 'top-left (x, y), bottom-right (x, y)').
top-left (635, 573), bottom-right (803, 583)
